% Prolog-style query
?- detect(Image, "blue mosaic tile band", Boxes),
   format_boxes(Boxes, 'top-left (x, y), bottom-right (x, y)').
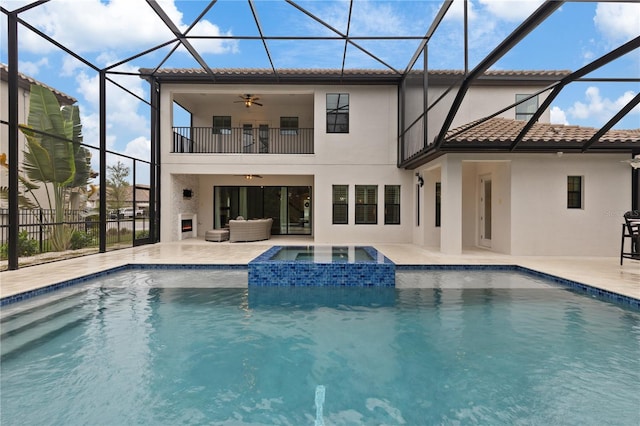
top-left (249, 246), bottom-right (396, 287)
top-left (396, 264), bottom-right (640, 309)
top-left (0, 264), bottom-right (247, 307)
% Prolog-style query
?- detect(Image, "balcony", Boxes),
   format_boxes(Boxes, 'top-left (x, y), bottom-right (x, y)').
top-left (172, 127), bottom-right (314, 154)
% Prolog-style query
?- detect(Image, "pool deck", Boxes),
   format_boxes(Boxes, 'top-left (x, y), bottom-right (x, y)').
top-left (1, 236), bottom-right (639, 301)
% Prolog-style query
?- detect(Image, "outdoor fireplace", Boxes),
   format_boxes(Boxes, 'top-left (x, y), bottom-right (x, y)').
top-left (178, 213), bottom-right (197, 240)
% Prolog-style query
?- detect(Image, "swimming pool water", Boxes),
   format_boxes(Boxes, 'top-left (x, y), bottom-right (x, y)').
top-left (1, 270), bottom-right (639, 425)
top-left (269, 246), bottom-right (375, 262)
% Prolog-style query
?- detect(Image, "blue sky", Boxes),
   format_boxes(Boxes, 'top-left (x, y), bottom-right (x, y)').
top-left (2, 0), bottom-right (639, 167)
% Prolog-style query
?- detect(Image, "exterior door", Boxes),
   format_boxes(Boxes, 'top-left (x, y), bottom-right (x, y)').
top-left (258, 124), bottom-right (269, 153)
top-left (242, 123), bottom-right (254, 152)
top-left (214, 186), bottom-right (311, 235)
top-left (479, 174), bottom-right (492, 247)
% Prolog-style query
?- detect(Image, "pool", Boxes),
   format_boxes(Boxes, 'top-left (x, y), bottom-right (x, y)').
top-left (269, 246), bottom-right (376, 262)
top-left (249, 246), bottom-right (395, 287)
top-left (1, 269), bottom-right (638, 425)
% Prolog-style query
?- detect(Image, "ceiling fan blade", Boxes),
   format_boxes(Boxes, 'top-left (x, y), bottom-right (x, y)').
top-left (233, 174), bottom-right (264, 179)
top-left (253, 102), bottom-right (263, 106)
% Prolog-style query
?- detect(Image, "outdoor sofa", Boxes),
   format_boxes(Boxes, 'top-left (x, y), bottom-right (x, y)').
top-left (228, 218), bottom-right (273, 242)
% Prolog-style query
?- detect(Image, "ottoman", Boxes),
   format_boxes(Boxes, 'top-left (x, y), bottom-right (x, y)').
top-left (205, 229), bottom-right (230, 242)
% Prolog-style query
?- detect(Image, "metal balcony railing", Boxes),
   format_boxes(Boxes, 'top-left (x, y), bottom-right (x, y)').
top-left (172, 127), bottom-right (314, 154)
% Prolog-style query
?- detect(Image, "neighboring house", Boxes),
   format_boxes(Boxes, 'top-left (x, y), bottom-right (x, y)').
top-left (125, 184), bottom-right (150, 214)
top-left (0, 63), bottom-right (81, 210)
top-left (85, 184), bottom-right (149, 214)
top-left (142, 68), bottom-right (639, 256)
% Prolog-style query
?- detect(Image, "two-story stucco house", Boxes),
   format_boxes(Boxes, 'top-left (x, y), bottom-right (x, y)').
top-left (142, 68), bottom-right (639, 257)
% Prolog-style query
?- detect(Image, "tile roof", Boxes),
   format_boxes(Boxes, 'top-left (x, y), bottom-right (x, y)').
top-left (141, 67), bottom-right (571, 84)
top-left (427, 69), bottom-right (571, 78)
top-left (0, 63), bottom-right (76, 105)
top-left (445, 117), bottom-right (640, 147)
top-left (145, 67), bottom-right (570, 77)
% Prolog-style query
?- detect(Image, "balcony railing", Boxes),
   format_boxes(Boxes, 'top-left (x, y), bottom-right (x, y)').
top-left (172, 127), bottom-right (314, 154)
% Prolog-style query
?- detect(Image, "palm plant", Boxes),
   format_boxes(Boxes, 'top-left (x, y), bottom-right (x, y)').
top-left (5, 84), bottom-right (93, 251)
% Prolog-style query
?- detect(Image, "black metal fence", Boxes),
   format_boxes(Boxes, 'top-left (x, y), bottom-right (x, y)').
top-left (0, 209), bottom-right (150, 258)
top-left (173, 127), bottom-right (314, 154)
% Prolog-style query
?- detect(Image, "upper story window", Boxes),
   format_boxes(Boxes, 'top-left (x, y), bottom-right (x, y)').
top-left (515, 94), bottom-right (538, 121)
top-left (332, 185), bottom-right (349, 224)
top-left (326, 93), bottom-right (349, 133)
top-left (567, 176), bottom-right (583, 209)
top-left (355, 185), bottom-right (377, 224)
top-left (280, 116), bottom-right (299, 135)
top-left (213, 116), bottom-right (231, 134)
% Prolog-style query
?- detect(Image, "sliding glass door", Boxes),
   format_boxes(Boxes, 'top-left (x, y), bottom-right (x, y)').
top-left (214, 185), bottom-right (311, 235)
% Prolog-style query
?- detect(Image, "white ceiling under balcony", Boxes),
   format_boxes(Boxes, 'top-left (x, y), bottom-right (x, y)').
top-left (174, 92), bottom-right (314, 113)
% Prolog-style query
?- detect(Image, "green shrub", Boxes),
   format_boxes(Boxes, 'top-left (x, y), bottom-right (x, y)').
top-left (135, 230), bottom-right (149, 239)
top-left (106, 227), bottom-right (131, 236)
top-left (70, 230), bottom-right (94, 250)
top-left (0, 230), bottom-right (38, 259)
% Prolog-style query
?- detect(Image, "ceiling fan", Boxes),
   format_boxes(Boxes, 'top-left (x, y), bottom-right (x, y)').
top-left (234, 174), bottom-right (263, 180)
top-left (235, 94), bottom-right (263, 108)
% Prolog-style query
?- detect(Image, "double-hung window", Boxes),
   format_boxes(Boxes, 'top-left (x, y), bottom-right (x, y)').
top-left (515, 94), bottom-right (537, 121)
top-left (567, 176), bottom-right (583, 209)
top-left (326, 93), bottom-right (349, 133)
top-left (332, 185), bottom-right (349, 224)
top-left (355, 185), bottom-right (377, 224)
top-left (280, 116), bottom-right (298, 135)
top-left (384, 185), bottom-right (400, 225)
top-left (213, 116), bottom-right (231, 134)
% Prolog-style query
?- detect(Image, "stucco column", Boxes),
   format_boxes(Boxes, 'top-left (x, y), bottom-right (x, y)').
top-left (440, 157), bottom-right (463, 254)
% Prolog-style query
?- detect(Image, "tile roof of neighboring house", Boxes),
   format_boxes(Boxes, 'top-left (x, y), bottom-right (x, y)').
top-left (444, 117), bottom-right (640, 149)
top-left (86, 184), bottom-right (150, 204)
top-left (0, 63), bottom-right (77, 105)
top-left (129, 184), bottom-right (150, 203)
top-left (140, 68), bottom-right (571, 84)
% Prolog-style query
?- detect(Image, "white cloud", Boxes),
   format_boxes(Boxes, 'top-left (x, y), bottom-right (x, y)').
top-left (477, 0), bottom-right (545, 22)
top-left (437, 0), bottom-right (548, 68)
top-left (123, 136), bottom-right (151, 163)
top-left (350, 1), bottom-right (405, 36)
top-left (304, 0), bottom-right (432, 37)
top-left (581, 44), bottom-right (596, 63)
top-left (60, 56), bottom-right (86, 77)
top-left (550, 106), bottom-right (569, 125)
top-left (594, 3), bottom-right (640, 44)
top-left (18, 57), bottom-right (49, 76)
top-left (74, 63), bottom-right (149, 155)
top-left (187, 21), bottom-right (239, 55)
top-left (16, 0), bottom-right (235, 60)
top-left (567, 86), bottom-right (639, 125)
top-left (443, 0), bottom-right (478, 22)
